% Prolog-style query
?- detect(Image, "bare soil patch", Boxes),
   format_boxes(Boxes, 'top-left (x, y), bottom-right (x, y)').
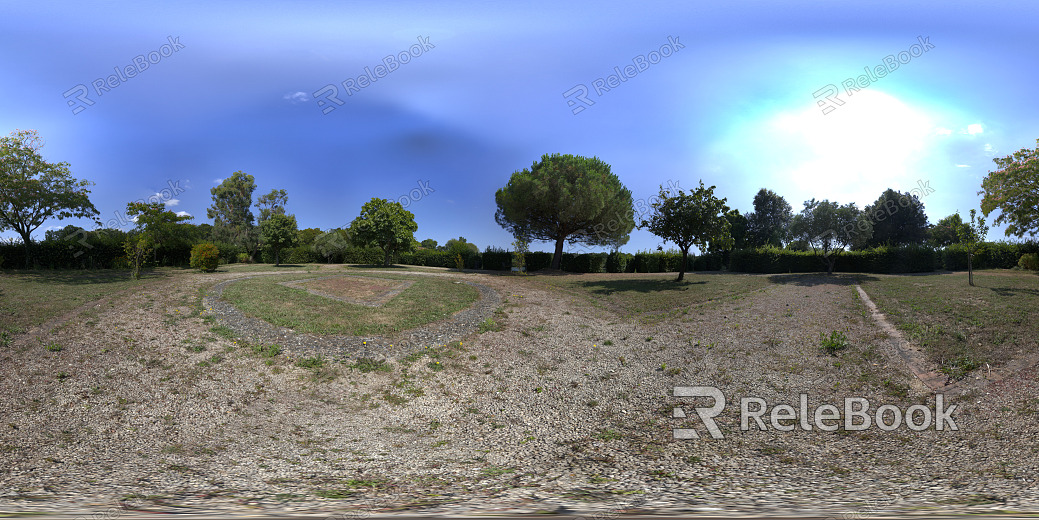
top-left (279, 275), bottom-right (414, 307)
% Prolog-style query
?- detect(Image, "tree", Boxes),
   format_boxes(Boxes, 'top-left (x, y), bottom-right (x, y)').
top-left (297, 227), bottom-right (323, 248)
top-left (420, 238), bottom-right (438, 249)
top-left (349, 198), bottom-right (417, 266)
top-left (928, 213), bottom-right (970, 248)
top-left (957, 209), bottom-right (989, 287)
top-left (981, 138), bottom-right (1039, 238)
top-left (444, 236), bottom-right (478, 255)
top-left (746, 188), bottom-right (792, 248)
top-left (0, 130), bottom-right (99, 268)
top-left (260, 213), bottom-right (298, 266)
top-left (639, 181), bottom-right (733, 282)
top-left (256, 188), bottom-right (288, 222)
top-left (788, 199), bottom-right (871, 274)
top-left (208, 171), bottom-right (257, 259)
top-left (312, 228), bottom-right (350, 262)
top-left (863, 188), bottom-right (929, 246)
top-left (724, 209), bottom-right (749, 250)
top-left (124, 202), bottom-right (192, 278)
top-left (495, 153), bottom-right (635, 270)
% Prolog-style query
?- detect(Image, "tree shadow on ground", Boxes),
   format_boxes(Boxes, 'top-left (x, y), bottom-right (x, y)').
top-left (767, 273), bottom-right (879, 286)
top-left (988, 286), bottom-right (1039, 297)
top-left (345, 264), bottom-right (409, 269)
top-left (575, 278), bottom-right (707, 295)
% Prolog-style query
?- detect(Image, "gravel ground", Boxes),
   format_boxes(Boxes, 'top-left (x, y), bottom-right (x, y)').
top-left (1, 266), bottom-right (1037, 517)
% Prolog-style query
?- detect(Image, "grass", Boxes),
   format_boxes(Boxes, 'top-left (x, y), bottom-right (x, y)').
top-left (0, 268), bottom-right (167, 335)
top-left (220, 273), bottom-right (478, 335)
top-left (861, 270), bottom-right (1039, 378)
top-left (531, 272), bottom-right (770, 322)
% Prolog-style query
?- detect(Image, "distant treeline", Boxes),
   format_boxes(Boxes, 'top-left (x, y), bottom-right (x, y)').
top-left (3, 231), bottom-right (1036, 274)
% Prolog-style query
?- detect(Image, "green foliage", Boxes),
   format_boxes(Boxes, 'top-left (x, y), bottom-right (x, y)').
top-left (207, 171), bottom-right (257, 257)
top-left (981, 138), bottom-right (1039, 238)
top-left (494, 153), bottom-right (635, 270)
top-left (454, 253), bottom-right (465, 271)
top-left (444, 236), bottom-right (478, 255)
top-left (259, 213), bottom-right (298, 266)
top-left (820, 330), bottom-right (849, 354)
top-left (123, 234), bottom-right (152, 280)
top-left (929, 213), bottom-right (970, 248)
top-left (639, 180), bottom-right (732, 281)
top-left (419, 238), bottom-right (438, 249)
top-left (789, 199), bottom-right (871, 274)
top-left (864, 188), bottom-right (929, 246)
top-left (312, 229), bottom-right (350, 262)
top-left (0, 129), bottom-right (100, 268)
top-left (255, 188), bottom-right (288, 222)
top-left (746, 188), bottom-right (792, 247)
top-left (236, 252), bottom-right (251, 264)
top-left (1019, 253), bottom-right (1039, 270)
top-left (349, 198), bottom-right (418, 266)
top-left (730, 245), bottom-right (939, 273)
top-left (189, 243), bottom-right (220, 272)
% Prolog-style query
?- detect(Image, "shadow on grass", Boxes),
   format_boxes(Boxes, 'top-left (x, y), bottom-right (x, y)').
top-left (345, 264), bottom-right (409, 269)
top-left (575, 278), bottom-right (707, 295)
top-left (1, 268), bottom-right (165, 285)
top-left (989, 286), bottom-right (1039, 297)
top-left (767, 273), bottom-right (879, 286)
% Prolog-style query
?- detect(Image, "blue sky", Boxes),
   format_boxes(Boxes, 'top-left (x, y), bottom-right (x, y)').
top-left (2, 0), bottom-right (1037, 253)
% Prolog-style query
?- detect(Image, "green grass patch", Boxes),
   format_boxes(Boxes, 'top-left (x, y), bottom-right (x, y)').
top-left (345, 357), bottom-right (392, 373)
top-left (861, 270), bottom-right (1039, 378)
top-left (531, 272), bottom-right (770, 322)
top-left (0, 269), bottom-right (167, 335)
top-left (220, 274), bottom-right (478, 335)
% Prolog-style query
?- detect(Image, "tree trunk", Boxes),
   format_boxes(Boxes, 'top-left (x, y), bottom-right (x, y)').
top-left (551, 235), bottom-right (565, 270)
top-left (275, 249), bottom-right (280, 267)
top-left (826, 255), bottom-right (835, 275)
top-left (19, 231), bottom-right (32, 269)
top-left (383, 248), bottom-right (391, 267)
top-left (676, 249), bottom-right (688, 282)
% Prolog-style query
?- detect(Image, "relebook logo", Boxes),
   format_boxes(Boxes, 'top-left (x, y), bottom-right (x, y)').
top-left (672, 386), bottom-right (958, 440)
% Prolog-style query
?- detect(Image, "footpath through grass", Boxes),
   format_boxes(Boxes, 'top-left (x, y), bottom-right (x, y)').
top-left (0, 268), bottom-right (166, 335)
top-left (221, 273), bottom-right (479, 335)
top-left (860, 269), bottom-right (1039, 378)
top-left (532, 272), bottom-right (771, 322)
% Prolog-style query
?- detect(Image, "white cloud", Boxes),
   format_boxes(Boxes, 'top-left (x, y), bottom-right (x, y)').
top-left (213, 178), bottom-right (224, 184)
top-left (965, 123), bottom-right (984, 135)
top-left (283, 91), bottom-right (309, 104)
top-left (956, 164), bottom-right (971, 168)
top-left (175, 211), bottom-right (192, 218)
top-left (164, 198), bottom-right (180, 207)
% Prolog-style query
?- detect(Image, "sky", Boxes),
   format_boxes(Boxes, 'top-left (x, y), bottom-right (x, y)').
top-left (2, 0), bottom-right (1037, 254)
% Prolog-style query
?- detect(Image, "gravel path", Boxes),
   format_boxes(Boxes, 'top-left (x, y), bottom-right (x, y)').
top-left (1, 267), bottom-right (1037, 517)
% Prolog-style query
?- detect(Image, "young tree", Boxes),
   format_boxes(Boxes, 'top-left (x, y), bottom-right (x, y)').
top-left (124, 202), bottom-right (192, 278)
top-left (260, 213), bottom-right (298, 266)
top-left (208, 171), bottom-right (257, 259)
top-left (863, 188), bottom-right (929, 246)
top-left (981, 138), bottom-right (1039, 238)
top-left (746, 188), bottom-right (792, 248)
top-left (0, 130), bottom-right (99, 267)
top-left (639, 181), bottom-right (733, 282)
top-left (788, 199), bottom-right (871, 274)
top-left (349, 198), bottom-right (417, 266)
top-left (957, 209), bottom-right (989, 287)
top-left (495, 153), bottom-right (635, 270)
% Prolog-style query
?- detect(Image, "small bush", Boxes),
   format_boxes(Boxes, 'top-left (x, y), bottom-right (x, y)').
top-left (236, 252), bottom-right (251, 264)
top-left (1019, 253), bottom-right (1039, 271)
top-left (820, 330), bottom-right (849, 354)
top-left (190, 243), bottom-right (221, 272)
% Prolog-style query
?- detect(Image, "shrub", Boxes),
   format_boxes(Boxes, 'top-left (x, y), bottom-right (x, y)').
top-left (1019, 253), bottom-right (1039, 271)
top-left (236, 252), bottom-right (251, 264)
top-left (820, 330), bottom-right (849, 354)
top-left (190, 243), bottom-right (221, 272)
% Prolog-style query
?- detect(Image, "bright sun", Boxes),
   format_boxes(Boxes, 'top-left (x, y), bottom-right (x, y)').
top-left (766, 89), bottom-right (937, 206)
